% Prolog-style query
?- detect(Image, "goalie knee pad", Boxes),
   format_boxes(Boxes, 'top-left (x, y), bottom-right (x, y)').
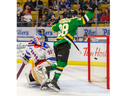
top-left (33, 67), bottom-right (48, 85)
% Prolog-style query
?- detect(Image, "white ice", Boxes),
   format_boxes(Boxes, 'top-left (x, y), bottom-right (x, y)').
top-left (17, 63), bottom-right (110, 96)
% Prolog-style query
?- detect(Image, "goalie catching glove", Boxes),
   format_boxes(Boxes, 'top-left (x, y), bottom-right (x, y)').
top-left (20, 53), bottom-right (29, 65)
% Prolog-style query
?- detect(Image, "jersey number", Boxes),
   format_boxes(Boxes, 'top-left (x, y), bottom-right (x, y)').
top-left (58, 24), bottom-right (69, 36)
top-left (47, 50), bottom-right (52, 55)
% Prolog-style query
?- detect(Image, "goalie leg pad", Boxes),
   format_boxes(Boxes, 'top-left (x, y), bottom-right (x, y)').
top-left (25, 73), bottom-right (38, 85)
top-left (33, 67), bottom-right (47, 85)
top-left (41, 66), bottom-right (48, 85)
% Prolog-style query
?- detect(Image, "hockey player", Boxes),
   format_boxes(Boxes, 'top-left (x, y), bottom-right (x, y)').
top-left (41, 3), bottom-right (98, 92)
top-left (20, 33), bottom-right (56, 89)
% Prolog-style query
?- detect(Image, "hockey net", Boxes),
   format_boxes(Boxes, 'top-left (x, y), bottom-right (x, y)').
top-left (88, 35), bottom-right (110, 89)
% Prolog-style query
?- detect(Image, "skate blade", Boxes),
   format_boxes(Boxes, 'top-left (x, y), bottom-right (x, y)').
top-left (40, 86), bottom-right (48, 90)
top-left (48, 83), bottom-right (60, 92)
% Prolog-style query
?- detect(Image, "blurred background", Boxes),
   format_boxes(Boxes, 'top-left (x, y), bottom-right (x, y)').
top-left (17, 0), bottom-right (110, 41)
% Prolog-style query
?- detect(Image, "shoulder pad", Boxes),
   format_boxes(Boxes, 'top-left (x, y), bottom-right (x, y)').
top-left (40, 42), bottom-right (50, 50)
top-left (27, 41), bottom-right (34, 47)
top-left (43, 42), bottom-right (50, 49)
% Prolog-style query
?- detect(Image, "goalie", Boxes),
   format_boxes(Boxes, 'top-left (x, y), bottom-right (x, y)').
top-left (20, 33), bottom-right (56, 89)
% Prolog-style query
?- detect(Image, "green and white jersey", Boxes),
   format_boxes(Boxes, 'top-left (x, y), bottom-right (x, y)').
top-left (51, 11), bottom-right (94, 48)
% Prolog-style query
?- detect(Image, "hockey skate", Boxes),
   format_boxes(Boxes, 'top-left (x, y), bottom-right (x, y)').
top-left (40, 81), bottom-right (50, 90)
top-left (40, 78), bottom-right (52, 90)
top-left (48, 77), bottom-right (60, 92)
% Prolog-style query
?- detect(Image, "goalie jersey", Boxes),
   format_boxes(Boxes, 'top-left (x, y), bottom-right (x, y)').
top-left (23, 41), bottom-right (56, 66)
top-left (51, 17), bottom-right (86, 48)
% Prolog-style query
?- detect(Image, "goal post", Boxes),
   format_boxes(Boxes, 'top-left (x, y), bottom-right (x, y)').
top-left (88, 35), bottom-right (110, 89)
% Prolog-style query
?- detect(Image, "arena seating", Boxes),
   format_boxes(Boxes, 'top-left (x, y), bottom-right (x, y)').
top-left (91, 23), bottom-right (110, 27)
top-left (83, 0), bottom-right (87, 2)
top-left (17, 0), bottom-right (110, 27)
top-left (31, 11), bottom-right (39, 22)
top-left (41, 0), bottom-right (48, 7)
top-left (98, 4), bottom-right (108, 12)
top-left (17, 0), bottom-right (22, 2)
top-left (52, 11), bottom-right (64, 18)
top-left (71, 4), bottom-right (80, 10)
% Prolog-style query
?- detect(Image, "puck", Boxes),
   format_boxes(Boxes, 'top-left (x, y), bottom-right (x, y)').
top-left (94, 57), bottom-right (98, 60)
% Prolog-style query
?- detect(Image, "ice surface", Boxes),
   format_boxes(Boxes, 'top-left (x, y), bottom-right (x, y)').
top-left (17, 64), bottom-right (110, 96)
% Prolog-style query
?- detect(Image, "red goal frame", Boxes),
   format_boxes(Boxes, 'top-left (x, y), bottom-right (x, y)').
top-left (88, 35), bottom-right (110, 89)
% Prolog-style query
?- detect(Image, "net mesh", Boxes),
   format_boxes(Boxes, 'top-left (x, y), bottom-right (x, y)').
top-left (90, 37), bottom-right (108, 88)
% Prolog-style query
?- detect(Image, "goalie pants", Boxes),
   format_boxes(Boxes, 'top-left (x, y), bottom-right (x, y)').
top-left (53, 42), bottom-right (70, 79)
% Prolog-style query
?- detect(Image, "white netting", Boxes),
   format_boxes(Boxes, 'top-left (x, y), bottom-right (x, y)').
top-left (89, 37), bottom-right (109, 88)
top-left (91, 66), bottom-right (106, 82)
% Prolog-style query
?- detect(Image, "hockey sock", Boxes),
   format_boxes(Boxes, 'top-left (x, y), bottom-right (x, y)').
top-left (54, 72), bottom-right (61, 80)
top-left (54, 59), bottom-right (67, 80)
top-left (51, 63), bottom-right (57, 70)
top-left (84, 11), bottom-right (95, 21)
top-left (57, 59), bottom-right (67, 67)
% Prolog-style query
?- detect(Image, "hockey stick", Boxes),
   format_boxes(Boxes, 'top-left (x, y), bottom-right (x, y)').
top-left (71, 40), bottom-right (82, 54)
top-left (64, 36), bottom-right (82, 54)
top-left (17, 63), bottom-right (25, 79)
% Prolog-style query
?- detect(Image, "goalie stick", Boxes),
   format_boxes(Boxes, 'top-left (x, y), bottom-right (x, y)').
top-left (17, 63), bottom-right (25, 79)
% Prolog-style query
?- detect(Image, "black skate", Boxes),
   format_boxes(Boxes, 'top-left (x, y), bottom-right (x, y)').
top-left (48, 77), bottom-right (60, 92)
top-left (40, 82), bottom-right (50, 90)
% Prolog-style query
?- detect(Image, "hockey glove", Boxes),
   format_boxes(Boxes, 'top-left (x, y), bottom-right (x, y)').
top-left (53, 18), bottom-right (60, 25)
top-left (87, 3), bottom-right (98, 12)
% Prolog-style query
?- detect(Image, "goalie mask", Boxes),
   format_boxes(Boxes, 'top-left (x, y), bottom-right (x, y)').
top-left (33, 33), bottom-right (44, 45)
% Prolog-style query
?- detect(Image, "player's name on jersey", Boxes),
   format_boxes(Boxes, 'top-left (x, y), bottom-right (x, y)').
top-left (59, 19), bottom-right (71, 23)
